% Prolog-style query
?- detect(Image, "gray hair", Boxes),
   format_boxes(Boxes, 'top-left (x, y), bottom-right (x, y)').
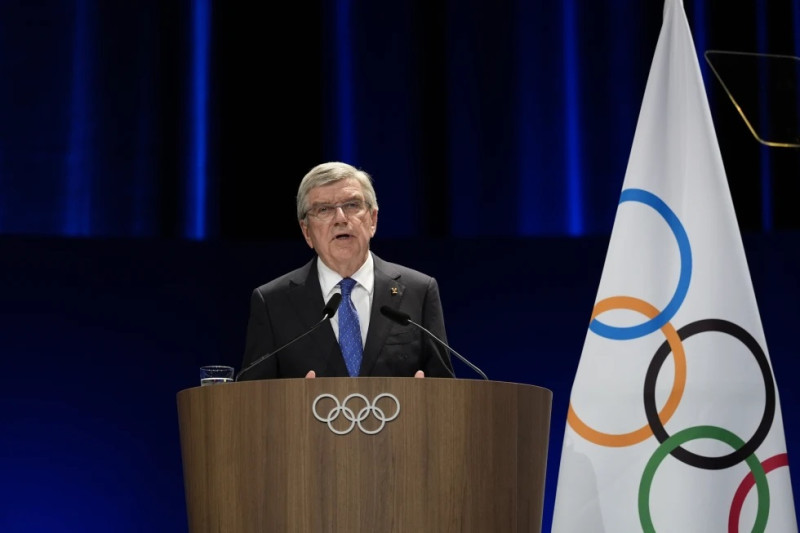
top-left (296, 162), bottom-right (379, 221)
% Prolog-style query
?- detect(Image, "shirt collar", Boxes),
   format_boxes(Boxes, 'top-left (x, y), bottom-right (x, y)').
top-left (318, 252), bottom-right (375, 298)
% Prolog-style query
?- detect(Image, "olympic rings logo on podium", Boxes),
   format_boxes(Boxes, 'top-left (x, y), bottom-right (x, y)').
top-left (312, 393), bottom-right (400, 435)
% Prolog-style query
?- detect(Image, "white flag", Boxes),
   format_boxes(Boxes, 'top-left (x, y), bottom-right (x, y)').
top-left (551, 1), bottom-right (798, 531)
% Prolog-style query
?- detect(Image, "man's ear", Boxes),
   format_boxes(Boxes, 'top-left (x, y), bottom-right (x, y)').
top-left (370, 209), bottom-right (378, 237)
top-left (299, 220), bottom-right (314, 248)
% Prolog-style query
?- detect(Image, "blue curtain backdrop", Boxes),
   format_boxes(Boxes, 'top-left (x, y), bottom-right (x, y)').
top-left (1, 1), bottom-right (800, 532)
top-left (1, 0), bottom-right (798, 239)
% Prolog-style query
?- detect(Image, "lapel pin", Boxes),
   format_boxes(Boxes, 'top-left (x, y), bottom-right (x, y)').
top-left (391, 287), bottom-right (398, 295)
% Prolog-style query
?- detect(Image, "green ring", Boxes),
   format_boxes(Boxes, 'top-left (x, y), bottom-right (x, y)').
top-left (638, 425), bottom-right (770, 532)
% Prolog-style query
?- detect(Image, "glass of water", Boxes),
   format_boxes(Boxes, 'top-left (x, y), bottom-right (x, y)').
top-left (200, 365), bottom-right (234, 386)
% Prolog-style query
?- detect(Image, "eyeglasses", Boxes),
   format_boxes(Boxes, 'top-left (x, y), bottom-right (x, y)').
top-left (305, 200), bottom-right (369, 221)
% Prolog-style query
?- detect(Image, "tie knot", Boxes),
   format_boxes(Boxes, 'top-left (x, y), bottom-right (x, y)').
top-left (339, 277), bottom-right (357, 296)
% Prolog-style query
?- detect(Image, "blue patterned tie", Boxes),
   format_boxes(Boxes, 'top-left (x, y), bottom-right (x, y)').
top-left (337, 278), bottom-right (363, 377)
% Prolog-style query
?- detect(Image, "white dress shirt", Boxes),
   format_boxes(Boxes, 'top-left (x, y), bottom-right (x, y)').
top-left (317, 252), bottom-right (374, 347)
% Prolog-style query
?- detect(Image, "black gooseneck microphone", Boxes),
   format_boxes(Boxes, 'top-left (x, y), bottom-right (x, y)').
top-left (379, 305), bottom-right (488, 380)
top-left (235, 293), bottom-right (342, 381)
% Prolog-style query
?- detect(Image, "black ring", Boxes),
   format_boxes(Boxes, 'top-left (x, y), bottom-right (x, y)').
top-left (643, 318), bottom-right (775, 470)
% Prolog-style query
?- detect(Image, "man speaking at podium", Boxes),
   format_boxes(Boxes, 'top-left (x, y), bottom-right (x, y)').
top-left (238, 162), bottom-right (454, 380)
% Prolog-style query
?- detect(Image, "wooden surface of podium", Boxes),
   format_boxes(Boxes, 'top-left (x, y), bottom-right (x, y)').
top-left (177, 377), bottom-right (552, 532)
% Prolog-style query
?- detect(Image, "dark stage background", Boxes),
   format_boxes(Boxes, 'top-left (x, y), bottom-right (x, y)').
top-left (1, 1), bottom-right (799, 531)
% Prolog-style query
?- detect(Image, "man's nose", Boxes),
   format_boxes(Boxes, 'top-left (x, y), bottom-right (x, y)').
top-left (332, 206), bottom-right (348, 221)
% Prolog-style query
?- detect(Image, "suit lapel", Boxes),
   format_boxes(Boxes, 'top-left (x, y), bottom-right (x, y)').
top-left (361, 255), bottom-right (405, 376)
top-left (288, 259), bottom-right (344, 374)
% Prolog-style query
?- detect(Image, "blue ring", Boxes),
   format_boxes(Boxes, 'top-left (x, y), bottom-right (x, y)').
top-left (589, 188), bottom-right (692, 340)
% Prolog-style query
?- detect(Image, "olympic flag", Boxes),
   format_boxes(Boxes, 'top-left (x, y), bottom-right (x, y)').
top-left (550, 1), bottom-right (798, 531)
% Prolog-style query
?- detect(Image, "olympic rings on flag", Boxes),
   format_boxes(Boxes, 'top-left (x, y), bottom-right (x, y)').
top-left (567, 187), bottom-right (787, 531)
top-left (637, 425), bottom-right (770, 533)
top-left (568, 296), bottom-right (687, 447)
top-left (643, 319), bottom-right (775, 469)
top-left (312, 392), bottom-right (400, 435)
top-left (589, 188), bottom-right (692, 340)
top-left (728, 453), bottom-right (789, 532)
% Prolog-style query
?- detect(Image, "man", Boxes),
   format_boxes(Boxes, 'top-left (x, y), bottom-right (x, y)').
top-left (239, 161), bottom-right (454, 380)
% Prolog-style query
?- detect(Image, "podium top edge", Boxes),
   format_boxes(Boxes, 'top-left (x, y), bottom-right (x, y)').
top-left (177, 377), bottom-right (553, 397)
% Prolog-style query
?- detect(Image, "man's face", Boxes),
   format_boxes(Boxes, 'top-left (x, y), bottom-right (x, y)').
top-left (300, 178), bottom-right (378, 277)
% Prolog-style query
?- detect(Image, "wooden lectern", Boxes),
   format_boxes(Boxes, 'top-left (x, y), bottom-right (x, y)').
top-left (177, 378), bottom-right (551, 532)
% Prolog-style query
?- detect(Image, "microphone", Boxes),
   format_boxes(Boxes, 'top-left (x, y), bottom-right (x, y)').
top-left (235, 293), bottom-right (342, 381)
top-left (379, 305), bottom-right (488, 380)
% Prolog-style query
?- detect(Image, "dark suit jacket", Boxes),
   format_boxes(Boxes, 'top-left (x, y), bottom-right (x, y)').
top-left (239, 253), bottom-right (454, 379)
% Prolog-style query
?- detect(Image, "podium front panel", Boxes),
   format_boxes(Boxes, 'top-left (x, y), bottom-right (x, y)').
top-left (177, 378), bottom-right (552, 533)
